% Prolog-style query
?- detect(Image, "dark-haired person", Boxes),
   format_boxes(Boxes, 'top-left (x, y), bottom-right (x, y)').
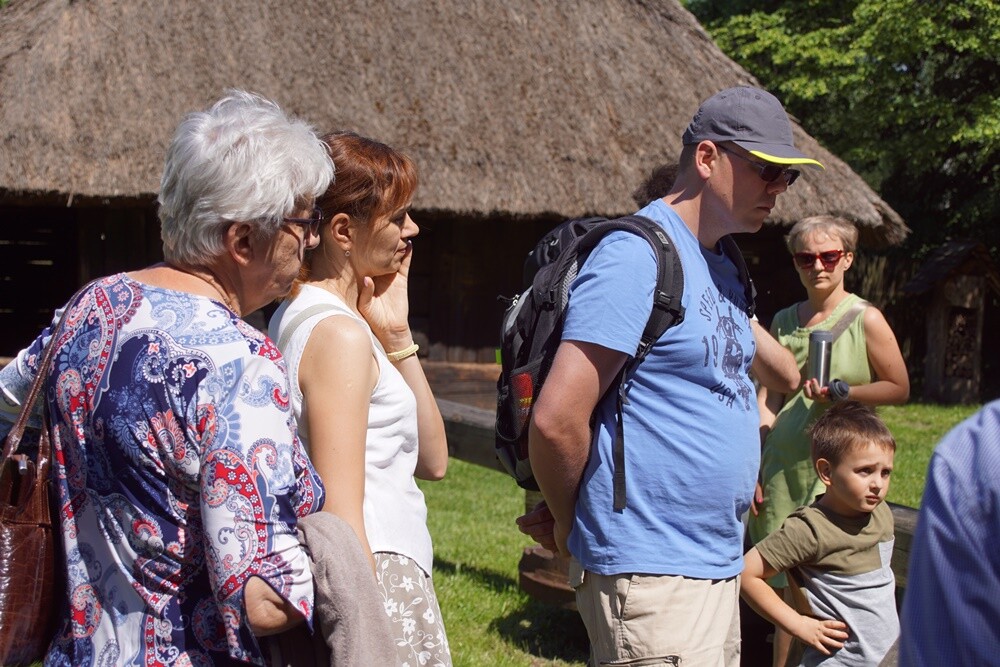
top-left (749, 214), bottom-right (908, 665)
top-left (269, 132), bottom-right (451, 666)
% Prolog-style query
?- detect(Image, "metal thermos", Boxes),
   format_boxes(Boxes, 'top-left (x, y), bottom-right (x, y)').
top-left (807, 331), bottom-right (834, 387)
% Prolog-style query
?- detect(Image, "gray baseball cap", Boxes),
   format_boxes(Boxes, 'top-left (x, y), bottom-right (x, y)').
top-left (683, 86), bottom-right (824, 169)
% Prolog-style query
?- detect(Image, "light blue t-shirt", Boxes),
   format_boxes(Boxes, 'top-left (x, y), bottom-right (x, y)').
top-left (564, 199), bottom-right (759, 579)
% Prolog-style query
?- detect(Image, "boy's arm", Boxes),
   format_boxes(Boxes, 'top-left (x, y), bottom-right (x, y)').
top-left (741, 547), bottom-right (850, 656)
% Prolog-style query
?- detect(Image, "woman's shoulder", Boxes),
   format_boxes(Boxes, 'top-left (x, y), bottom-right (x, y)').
top-left (770, 302), bottom-right (803, 333)
top-left (309, 311), bottom-right (372, 349)
top-left (283, 284), bottom-right (351, 314)
top-left (840, 292), bottom-right (871, 311)
top-left (860, 300), bottom-right (893, 334)
top-left (271, 286), bottom-right (357, 342)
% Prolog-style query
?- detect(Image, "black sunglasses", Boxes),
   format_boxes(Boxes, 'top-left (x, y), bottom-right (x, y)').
top-left (793, 249), bottom-right (846, 270)
top-left (283, 205), bottom-right (324, 236)
top-left (719, 146), bottom-right (800, 186)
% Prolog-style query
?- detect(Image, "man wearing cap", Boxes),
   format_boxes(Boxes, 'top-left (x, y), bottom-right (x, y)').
top-left (526, 86), bottom-right (824, 665)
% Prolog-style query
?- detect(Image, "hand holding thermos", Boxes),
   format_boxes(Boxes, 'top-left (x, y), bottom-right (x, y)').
top-left (804, 331), bottom-right (849, 402)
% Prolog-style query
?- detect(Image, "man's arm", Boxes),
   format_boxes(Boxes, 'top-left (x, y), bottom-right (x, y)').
top-left (750, 319), bottom-right (799, 394)
top-left (528, 340), bottom-right (628, 555)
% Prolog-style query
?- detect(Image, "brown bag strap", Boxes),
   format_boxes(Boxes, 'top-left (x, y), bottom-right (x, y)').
top-left (2, 283), bottom-right (91, 462)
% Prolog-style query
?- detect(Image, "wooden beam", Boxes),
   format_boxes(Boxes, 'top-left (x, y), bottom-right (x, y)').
top-left (888, 501), bottom-right (919, 591)
top-left (437, 398), bottom-right (505, 473)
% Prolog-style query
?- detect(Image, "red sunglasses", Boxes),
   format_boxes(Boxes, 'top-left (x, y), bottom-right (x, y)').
top-left (793, 249), bottom-right (846, 270)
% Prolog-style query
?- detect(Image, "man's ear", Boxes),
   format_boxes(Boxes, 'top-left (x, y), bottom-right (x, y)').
top-left (694, 141), bottom-right (720, 181)
top-left (329, 212), bottom-right (353, 253)
top-left (226, 222), bottom-right (256, 267)
top-left (815, 458), bottom-right (834, 487)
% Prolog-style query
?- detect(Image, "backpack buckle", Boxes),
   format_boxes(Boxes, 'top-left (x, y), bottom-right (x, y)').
top-left (653, 290), bottom-right (684, 318)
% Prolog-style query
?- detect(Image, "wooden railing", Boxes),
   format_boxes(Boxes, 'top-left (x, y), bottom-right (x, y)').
top-left (438, 398), bottom-right (506, 473)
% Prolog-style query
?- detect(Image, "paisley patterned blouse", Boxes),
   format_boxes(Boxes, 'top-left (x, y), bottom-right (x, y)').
top-left (0, 275), bottom-right (326, 666)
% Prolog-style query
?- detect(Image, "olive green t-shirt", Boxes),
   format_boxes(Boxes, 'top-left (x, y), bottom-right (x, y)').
top-left (756, 500), bottom-right (899, 666)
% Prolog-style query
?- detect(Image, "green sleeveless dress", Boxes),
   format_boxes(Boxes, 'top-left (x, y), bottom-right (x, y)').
top-left (748, 294), bottom-right (872, 554)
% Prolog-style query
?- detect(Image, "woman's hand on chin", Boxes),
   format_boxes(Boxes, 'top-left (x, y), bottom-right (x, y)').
top-left (358, 254), bottom-right (412, 348)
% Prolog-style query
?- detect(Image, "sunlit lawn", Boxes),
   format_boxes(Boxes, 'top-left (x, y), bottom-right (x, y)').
top-left (880, 402), bottom-right (980, 507)
top-left (419, 460), bottom-right (589, 667)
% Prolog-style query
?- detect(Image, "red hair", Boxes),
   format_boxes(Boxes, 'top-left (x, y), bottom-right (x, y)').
top-left (317, 131), bottom-right (417, 226)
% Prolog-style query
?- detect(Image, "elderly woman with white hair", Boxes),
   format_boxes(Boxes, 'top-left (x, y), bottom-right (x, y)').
top-left (0, 91), bottom-right (378, 666)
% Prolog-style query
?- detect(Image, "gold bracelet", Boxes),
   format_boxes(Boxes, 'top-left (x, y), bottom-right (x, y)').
top-left (386, 343), bottom-right (419, 362)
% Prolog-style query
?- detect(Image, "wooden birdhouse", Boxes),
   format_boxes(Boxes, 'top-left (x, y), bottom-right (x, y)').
top-left (903, 241), bottom-right (1000, 404)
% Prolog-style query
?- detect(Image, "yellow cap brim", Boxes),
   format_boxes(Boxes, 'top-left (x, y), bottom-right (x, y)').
top-left (749, 150), bottom-right (825, 170)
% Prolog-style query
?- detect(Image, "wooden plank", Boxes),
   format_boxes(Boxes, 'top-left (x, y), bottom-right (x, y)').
top-left (437, 398), bottom-right (505, 472)
top-left (888, 502), bottom-right (919, 590)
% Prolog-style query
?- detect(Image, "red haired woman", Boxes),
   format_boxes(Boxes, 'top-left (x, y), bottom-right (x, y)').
top-left (270, 132), bottom-right (451, 666)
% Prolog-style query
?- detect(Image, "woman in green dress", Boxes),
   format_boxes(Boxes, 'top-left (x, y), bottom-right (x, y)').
top-left (748, 215), bottom-right (909, 666)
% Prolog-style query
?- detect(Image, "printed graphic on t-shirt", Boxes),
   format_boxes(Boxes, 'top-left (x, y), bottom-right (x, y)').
top-left (698, 285), bottom-right (753, 410)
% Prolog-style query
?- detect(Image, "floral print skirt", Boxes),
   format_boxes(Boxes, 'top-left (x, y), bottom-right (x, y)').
top-left (374, 552), bottom-right (452, 667)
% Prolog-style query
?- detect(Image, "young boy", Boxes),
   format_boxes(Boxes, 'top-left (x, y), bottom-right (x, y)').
top-left (742, 400), bottom-right (899, 666)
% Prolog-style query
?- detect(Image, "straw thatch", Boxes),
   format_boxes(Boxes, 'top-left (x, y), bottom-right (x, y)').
top-left (0, 0), bottom-right (907, 245)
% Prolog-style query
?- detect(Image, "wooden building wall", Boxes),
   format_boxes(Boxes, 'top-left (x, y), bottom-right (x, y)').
top-left (416, 213), bottom-right (560, 362)
top-left (11, 204), bottom-right (996, 402)
top-left (0, 203), bottom-right (161, 357)
top-left (0, 203), bottom-right (558, 364)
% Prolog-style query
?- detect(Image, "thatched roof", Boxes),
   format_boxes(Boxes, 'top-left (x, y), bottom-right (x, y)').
top-left (0, 0), bottom-right (907, 246)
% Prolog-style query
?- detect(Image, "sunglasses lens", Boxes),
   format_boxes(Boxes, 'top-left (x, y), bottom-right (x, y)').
top-left (760, 165), bottom-right (783, 182)
top-left (819, 251), bottom-right (842, 266)
top-left (794, 253), bottom-right (814, 268)
top-left (794, 251), bottom-right (843, 269)
top-left (760, 165), bottom-right (800, 185)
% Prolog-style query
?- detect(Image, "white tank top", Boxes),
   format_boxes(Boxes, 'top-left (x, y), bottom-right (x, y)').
top-left (270, 284), bottom-right (432, 573)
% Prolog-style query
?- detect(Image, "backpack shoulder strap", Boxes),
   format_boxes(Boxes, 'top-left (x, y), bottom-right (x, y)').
top-left (276, 303), bottom-right (338, 351)
top-left (719, 235), bottom-right (756, 318)
top-left (612, 215), bottom-right (686, 367)
top-left (585, 214), bottom-right (686, 512)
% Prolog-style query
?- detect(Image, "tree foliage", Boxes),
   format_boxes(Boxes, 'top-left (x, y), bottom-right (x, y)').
top-left (685, 0), bottom-right (1000, 255)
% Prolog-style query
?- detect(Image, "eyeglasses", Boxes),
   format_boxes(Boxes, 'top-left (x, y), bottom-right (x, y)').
top-left (719, 146), bottom-right (800, 186)
top-left (793, 249), bottom-right (846, 270)
top-left (283, 206), bottom-right (324, 237)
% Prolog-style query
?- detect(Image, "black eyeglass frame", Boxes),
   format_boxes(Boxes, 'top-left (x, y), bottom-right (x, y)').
top-left (792, 249), bottom-right (847, 270)
top-left (718, 145), bottom-right (800, 186)
top-left (283, 206), bottom-right (324, 237)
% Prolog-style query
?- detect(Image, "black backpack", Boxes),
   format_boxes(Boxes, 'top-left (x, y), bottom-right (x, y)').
top-left (494, 214), bottom-right (755, 510)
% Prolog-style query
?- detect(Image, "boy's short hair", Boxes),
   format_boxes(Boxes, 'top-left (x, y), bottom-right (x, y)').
top-left (810, 401), bottom-right (896, 464)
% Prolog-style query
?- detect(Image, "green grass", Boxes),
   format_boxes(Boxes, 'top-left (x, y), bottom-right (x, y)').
top-left (419, 460), bottom-right (589, 667)
top-left (879, 402), bottom-right (980, 508)
top-left (421, 402), bottom-right (982, 665)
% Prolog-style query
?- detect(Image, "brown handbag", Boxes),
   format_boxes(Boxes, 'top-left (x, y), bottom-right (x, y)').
top-left (0, 305), bottom-right (71, 665)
